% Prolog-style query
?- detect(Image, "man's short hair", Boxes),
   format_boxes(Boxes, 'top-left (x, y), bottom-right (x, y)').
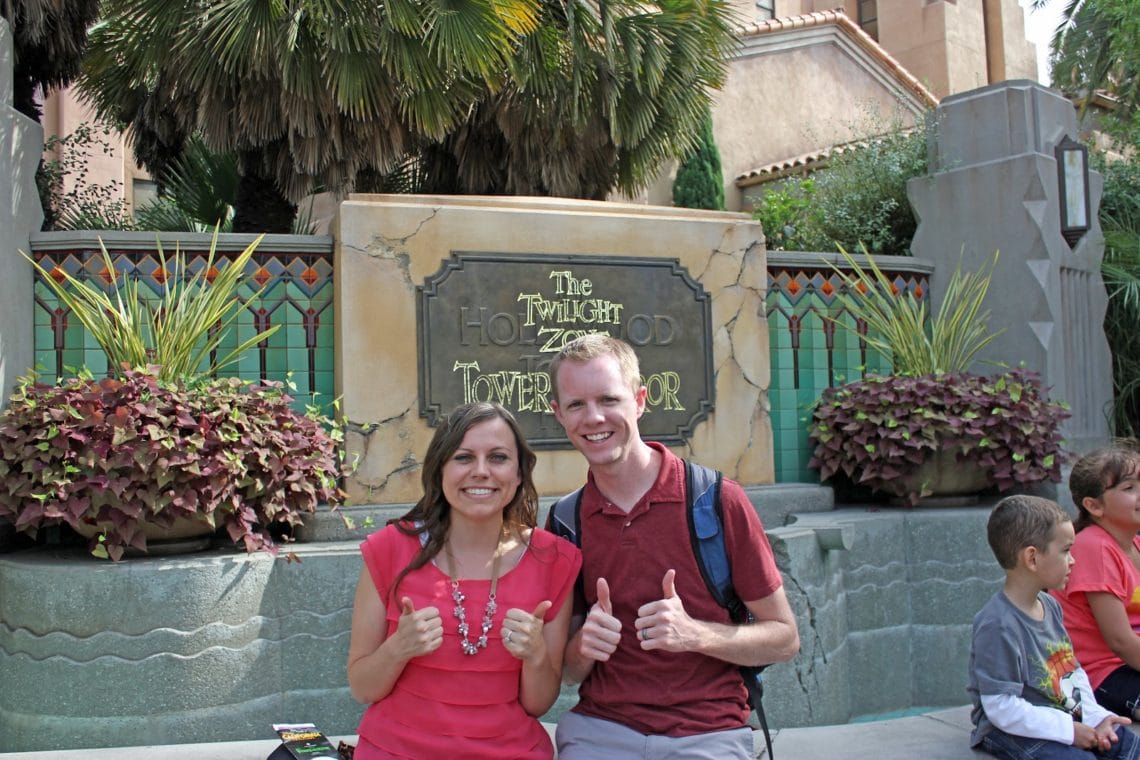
top-left (986, 495), bottom-right (1071, 570)
top-left (548, 333), bottom-right (641, 403)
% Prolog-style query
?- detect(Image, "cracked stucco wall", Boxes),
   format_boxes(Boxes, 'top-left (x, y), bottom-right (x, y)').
top-left (334, 194), bottom-right (772, 505)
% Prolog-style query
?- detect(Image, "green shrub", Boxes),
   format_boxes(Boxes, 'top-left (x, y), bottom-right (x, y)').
top-left (0, 370), bottom-right (341, 560)
top-left (37, 123), bottom-right (136, 232)
top-left (134, 134), bottom-right (240, 233)
top-left (1098, 152), bottom-right (1140, 436)
top-left (752, 112), bottom-right (932, 255)
top-left (672, 112), bottom-right (725, 211)
top-left (751, 178), bottom-right (829, 251)
top-left (809, 121), bottom-right (929, 256)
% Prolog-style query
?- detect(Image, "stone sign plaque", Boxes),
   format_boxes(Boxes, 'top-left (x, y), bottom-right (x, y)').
top-left (417, 252), bottom-right (714, 448)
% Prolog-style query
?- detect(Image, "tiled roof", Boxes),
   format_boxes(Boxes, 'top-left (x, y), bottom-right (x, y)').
top-left (733, 10), bottom-right (938, 189)
top-left (734, 131), bottom-right (916, 188)
top-left (736, 9), bottom-right (938, 109)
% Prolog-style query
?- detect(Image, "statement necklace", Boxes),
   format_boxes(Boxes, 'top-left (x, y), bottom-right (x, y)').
top-left (443, 538), bottom-right (505, 656)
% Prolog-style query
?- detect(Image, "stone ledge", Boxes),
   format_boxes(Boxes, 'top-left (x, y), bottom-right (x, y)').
top-left (1, 504), bottom-right (997, 752)
top-left (0, 541), bottom-right (364, 753)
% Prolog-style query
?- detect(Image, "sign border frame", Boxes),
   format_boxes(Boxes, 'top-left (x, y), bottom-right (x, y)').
top-left (416, 251), bottom-right (715, 448)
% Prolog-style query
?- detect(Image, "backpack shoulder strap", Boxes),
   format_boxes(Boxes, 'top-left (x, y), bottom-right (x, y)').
top-left (685, 460), bottom-right (742, 617)
top-left (684, 460), bottom-right (774, 758)
top-left (548, 487), bottom-right (586, 612)
top-left (548, 487), bottom-right (584, 547)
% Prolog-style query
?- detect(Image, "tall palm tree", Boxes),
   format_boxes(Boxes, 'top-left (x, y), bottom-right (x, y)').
top-left (1, 0), bottom-right (99, 122)
top-left (406, 0), bottom-right (739, 199)
top-left (79, 0), bottom-right (739, 231)
top-left (1032, 0), bottom-right (1138, 125)
top-left (79, 0), bottom-right (541, 232)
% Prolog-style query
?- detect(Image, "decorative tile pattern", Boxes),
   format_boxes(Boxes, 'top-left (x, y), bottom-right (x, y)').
top-left (30, 242), bottom-right (334, 415)
top-left (766, 261), bottom-right (929, 483)
top-left (29, 236), bottom-right (928, 485)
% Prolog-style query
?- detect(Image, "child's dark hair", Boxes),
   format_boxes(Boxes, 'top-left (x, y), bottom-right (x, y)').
top-left (987, 495), bottom-right (1071, 570)
top-left (1069, 443), bottom-right (1140, 531)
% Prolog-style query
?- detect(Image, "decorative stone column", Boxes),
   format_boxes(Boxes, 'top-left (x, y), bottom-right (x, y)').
top-left (0, 19), bottom-right (44, 551)
top-left (908, 79), bottom-right (1112, 454)
top-left (0, 18), bottom-right (42, 407)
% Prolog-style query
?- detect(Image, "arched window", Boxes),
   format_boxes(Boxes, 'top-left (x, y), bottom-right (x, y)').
top-left (756, 0), bottom-right (775, 21)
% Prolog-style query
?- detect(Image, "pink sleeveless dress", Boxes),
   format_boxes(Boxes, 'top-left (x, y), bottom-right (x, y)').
top-left (356, 526), bottom-right (581, 759)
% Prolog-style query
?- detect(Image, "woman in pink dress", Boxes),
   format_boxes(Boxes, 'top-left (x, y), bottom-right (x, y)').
top-left (347, 403), bottom-right (582, 759)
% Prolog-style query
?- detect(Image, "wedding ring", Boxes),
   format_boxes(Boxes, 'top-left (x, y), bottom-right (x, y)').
top-left (640, 628), bottom-right (650, 641)
top-left (505, 630), bottom-right (513, 644)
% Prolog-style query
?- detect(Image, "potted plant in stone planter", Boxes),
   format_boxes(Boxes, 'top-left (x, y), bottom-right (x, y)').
top-left (0, 233), bottom-right (343, 559)
top-left (808, 246), bottom-right (1069, 505)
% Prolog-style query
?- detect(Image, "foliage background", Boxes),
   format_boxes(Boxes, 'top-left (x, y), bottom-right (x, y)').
top-left (1098, 153), bottom-right (1140, 436)
top-left (751, 114), bottom-right (930, 256)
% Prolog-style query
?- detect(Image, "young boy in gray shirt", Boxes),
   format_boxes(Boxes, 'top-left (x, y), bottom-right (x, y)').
top-left (969, 494), bottom-right (1140, 758)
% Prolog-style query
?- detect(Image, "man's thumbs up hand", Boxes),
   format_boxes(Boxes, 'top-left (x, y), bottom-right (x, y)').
top-left (578, 576), bottom-right (621, 662)
top-left (635, 569), bottom-right (696, 653)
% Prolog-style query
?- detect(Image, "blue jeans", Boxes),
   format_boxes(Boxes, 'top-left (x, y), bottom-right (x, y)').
top-left (980, 726), bottom-right (1140, 760)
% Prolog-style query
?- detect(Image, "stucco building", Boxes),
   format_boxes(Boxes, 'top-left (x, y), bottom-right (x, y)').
top-left (686, 0), bottom-right (1039, 211)
top-left (744, 0), bottom-right (1038, 99)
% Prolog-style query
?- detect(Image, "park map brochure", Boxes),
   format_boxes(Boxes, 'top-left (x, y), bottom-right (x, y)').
top-left (270, 723), bottom-right (340, 759)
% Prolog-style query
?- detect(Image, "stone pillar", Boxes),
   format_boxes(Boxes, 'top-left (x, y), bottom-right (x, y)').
top-left (334, 195), bottom-right (771, 502)
top-left (0, 18), bottom-right (42, 406)
top-left (0, 19), bottom-right (43, 549)
top-left (908, 79), bottom-right (1112, 454)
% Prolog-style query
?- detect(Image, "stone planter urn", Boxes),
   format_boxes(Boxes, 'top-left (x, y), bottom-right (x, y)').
top-left (892, 449), bottom-right (991, 507)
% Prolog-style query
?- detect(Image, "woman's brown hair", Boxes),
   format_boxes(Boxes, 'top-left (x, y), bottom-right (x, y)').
top-left (388, 403), bottom-right (538, 597)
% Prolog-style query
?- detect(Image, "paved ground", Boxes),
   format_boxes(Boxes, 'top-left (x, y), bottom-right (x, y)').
top-left (0, 705), bottom-right (993, 759)
top-left (767, 705), bottom-right (987, 758)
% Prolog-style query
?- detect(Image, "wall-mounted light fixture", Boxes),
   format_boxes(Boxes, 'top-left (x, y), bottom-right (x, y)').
top-left (1055, 134), bottom-right (1090, 248)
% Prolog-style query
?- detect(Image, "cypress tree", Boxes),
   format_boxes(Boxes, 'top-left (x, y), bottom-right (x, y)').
top-left (672, 111), bottom-right (725, 210)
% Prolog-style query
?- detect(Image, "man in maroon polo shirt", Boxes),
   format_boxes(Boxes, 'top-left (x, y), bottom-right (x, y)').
top-left (548, 334), bottom-right (800, 759)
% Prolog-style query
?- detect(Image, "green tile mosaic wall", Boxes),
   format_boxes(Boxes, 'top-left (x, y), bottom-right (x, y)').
top-left (28, 236), bottom-right (927, 484)
top-left (766, 256), bottom-right (930, 483)
top-left (29, 235), bottom-right (335, 416)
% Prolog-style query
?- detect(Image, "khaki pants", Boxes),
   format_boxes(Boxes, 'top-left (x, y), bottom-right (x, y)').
top-left (555, 711), bottom-right (755, 760)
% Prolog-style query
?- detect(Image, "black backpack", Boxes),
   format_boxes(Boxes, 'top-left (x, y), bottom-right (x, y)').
top-left (548, 460), bottom-right (774, 759)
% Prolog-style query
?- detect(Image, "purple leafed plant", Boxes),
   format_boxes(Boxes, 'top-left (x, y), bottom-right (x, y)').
top-left (0, 369), bottom-right (342, 560)
top-left (808, 369), bottom-right (1070, 505)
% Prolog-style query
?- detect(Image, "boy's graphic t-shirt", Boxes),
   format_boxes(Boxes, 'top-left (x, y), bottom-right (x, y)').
top-left (1052, 525), bottom-right (1140, 688)
top-left (969, 591), bottom-right (1083, 746)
